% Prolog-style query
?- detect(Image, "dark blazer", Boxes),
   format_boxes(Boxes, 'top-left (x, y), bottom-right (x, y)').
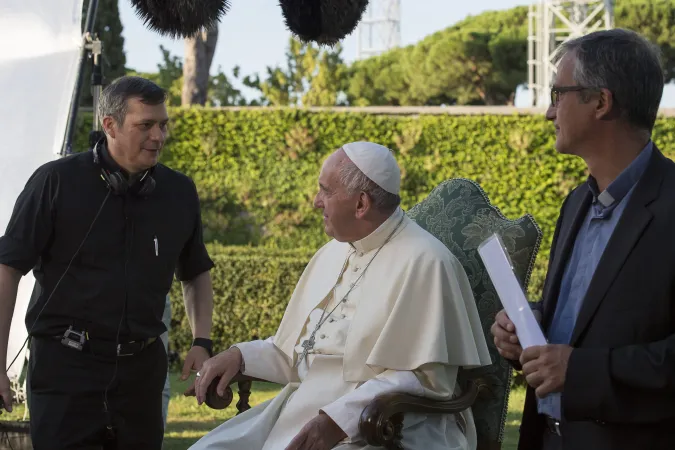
top-left (518, 146), bottom-right (675, 450)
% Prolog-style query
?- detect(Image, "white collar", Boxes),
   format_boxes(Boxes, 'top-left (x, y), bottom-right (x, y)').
top-left (350, 207), bottom-right (405, 254)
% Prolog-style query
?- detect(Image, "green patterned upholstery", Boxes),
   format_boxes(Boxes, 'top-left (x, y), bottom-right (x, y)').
top-left (407, 178), bottom-right (542, 449)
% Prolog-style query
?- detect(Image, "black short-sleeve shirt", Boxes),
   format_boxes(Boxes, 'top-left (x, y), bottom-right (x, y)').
top-left (0, 149), bottom-right (214, 340)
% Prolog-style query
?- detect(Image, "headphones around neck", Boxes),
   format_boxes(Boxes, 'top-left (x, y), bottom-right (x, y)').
top-left (92, 137), bottom-right (156, 197)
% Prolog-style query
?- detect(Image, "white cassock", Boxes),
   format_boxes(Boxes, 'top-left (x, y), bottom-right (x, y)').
top-left (190, 207), bottom-right (492, 450)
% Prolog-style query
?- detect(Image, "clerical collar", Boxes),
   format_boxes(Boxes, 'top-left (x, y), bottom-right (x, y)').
top-left (587, 140), bottom-right (653, 209)
top-left (350, 207), bottom-right (405, 254)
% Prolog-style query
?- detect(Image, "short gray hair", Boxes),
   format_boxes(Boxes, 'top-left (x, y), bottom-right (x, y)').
top-left (98, 76), bottom-right (167, 126)
top-left (555, 28), bottom-right (664, 132)
top-left (339, 159), bottom-right (401, 212)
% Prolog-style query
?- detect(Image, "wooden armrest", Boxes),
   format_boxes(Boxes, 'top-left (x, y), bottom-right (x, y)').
top-left (358, 379), bottom-right (489, 450)
top-left (204, 373), bottom-right (268, 413)
top-left (230, 373), bottom-right (268, 384)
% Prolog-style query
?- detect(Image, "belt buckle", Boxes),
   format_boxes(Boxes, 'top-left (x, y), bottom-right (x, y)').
top-left (116, 343), bottom-right (135, 357)
top-left (117, 338), bottom-right (151, 356)
top-left (116, 336), bottom-right (158, 357)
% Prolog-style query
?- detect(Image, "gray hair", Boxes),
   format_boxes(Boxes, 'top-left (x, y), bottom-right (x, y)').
top-left (339, 159), bottom-right (401, 212)
top-left (554, 28), bottom-right (664, 132)
top-left (98, 76), bottom-right (167, 126)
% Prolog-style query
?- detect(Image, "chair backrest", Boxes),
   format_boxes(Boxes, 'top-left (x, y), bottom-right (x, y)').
top-left (407, 178), bottom-right (542, 449)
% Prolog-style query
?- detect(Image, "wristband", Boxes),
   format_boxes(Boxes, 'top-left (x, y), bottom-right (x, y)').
top-left (192, 337), bottom-right (213, 357)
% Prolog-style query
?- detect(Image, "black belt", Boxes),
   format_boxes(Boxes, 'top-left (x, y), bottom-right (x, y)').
top-left (543, 415), bottom-right (562, 436)
top-left (47, 329), bottom-right (158, 357)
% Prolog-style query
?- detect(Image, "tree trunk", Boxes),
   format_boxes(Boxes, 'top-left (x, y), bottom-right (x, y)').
top-left (182, 26), bottom-right (219, 106)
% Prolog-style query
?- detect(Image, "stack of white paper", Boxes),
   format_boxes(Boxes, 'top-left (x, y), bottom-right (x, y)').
top-left (477, 233), bottom-right (546, 349)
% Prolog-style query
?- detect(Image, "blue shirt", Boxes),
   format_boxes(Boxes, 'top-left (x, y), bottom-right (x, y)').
top-left (537, 142), bottom-right (654, 420)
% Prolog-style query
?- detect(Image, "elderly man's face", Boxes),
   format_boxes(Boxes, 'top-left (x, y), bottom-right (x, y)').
top-left (104, 97), bottom-right (169, 174)
top-left (313, 150), bottom-right (360, 241)
top-left (545, 52), bottom-right (598, 156)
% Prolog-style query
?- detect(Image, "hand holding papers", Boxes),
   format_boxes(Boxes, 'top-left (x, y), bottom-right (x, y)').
top-left (478, 233), bottom-right (546, 349)
top-left (480, 234), bottom-right (564, 404)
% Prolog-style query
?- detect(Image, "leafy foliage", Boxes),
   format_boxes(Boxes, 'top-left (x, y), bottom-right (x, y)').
top-left (347, 6), bottom-right (529, 106)
top-left (128, 46), bottom-right (250, 107)
top-left (126, 45), bottom-right (182, 105)
top-left (614, 0), bottom-right (675, 81)
top-left (243, 36), bottom-right (349, 106)
top-left (127, 35), bottom-right (348, 108)
top-left (347, 0), bottom-right (675, 107)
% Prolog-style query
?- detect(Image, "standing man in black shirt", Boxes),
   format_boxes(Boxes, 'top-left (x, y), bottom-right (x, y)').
top-left (0, 76), bottom-right (215, 449)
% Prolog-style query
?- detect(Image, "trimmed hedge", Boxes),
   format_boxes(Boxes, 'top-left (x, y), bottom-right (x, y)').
top-left (73, 108), bottom-right (675, 354)
top-left (168, 244), bottom-right (314, 354)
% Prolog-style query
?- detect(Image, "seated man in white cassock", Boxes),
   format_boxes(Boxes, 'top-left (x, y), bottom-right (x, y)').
top-left (188, 141), bottom-right (492, 450)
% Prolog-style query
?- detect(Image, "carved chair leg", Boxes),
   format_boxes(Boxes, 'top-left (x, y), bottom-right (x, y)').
top-left (236, 380), bottom-right (253, 415)
top-left (382, 412), bottom-right (404, 450)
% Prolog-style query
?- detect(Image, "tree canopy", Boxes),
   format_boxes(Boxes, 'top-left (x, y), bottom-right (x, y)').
top-left (119, 0), bottom-right (675, 107)
top-left (615, 0), bottom-right (675, 81)
top-left (347, 0), bottom-right (675, 107)
top-left (243, 37), bottom-right (349, 107)
top-left (348, 6), bottom-right (530, 106)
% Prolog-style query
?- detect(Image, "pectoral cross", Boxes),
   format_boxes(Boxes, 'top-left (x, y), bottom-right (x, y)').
top-left (296, 332), bottom-right (316, 367)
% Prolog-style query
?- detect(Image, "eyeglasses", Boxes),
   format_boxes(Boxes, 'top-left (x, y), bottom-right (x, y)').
top-left (550, 85), bottom-right (598, 107)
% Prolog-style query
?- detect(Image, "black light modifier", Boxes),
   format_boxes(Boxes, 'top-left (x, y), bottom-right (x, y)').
top-left (128, 0), bottom-right (231, 38)
top-left (279, 0), bottom-right (370, 46)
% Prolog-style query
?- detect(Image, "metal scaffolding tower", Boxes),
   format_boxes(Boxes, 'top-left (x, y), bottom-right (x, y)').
top-left (357, 0), bottom-right (401, 59)
top-left (528, 0), bottom-right (614, 107)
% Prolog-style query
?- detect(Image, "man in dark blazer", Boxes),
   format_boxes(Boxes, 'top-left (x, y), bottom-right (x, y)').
top-left (491, 28), bottom-right (675, 450)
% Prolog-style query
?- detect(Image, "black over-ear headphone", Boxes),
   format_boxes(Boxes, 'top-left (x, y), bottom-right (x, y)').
top-left (91, 135), bottom-right (156, 197)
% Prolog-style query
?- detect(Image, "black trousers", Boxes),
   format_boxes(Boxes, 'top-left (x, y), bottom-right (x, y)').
top-left (27, 336), bottom-right (168, 450)
top-left (541, 430), bottom-right (563, 450)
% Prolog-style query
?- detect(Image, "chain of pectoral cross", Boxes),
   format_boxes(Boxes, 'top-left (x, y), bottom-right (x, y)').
top-left (295, 214), bottom-right (406, 368)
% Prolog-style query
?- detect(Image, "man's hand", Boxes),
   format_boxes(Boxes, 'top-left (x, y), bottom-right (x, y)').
top-left (491, 309), bottom-right (524, 361)
top-left (520, 344), bottom-right (573, 398)
top-left (285, 412), bottom-right (347, 450)
top-left (185, 347), bottom-right (243, 405)
top-left (0, 264), bottom-right (21, 415)
top-left (0, 372), bottom-right (13, 414)
top-left (181, 345), bottom-right (211, 382)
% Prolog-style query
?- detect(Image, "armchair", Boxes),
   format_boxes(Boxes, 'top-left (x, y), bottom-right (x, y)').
top-left (210, 178), bottom-right (542, 450)
top-left (358, 178), bottom-right (542, 449)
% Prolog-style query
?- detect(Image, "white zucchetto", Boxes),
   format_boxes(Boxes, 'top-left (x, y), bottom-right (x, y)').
top-left (342, 141), bottom-right (401, 195)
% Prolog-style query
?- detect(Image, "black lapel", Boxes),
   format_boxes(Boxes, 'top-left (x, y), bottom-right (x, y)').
top-left (542, 186), bottom-right (592, 329)
top-left (569, 149), bottom-right (665, 345)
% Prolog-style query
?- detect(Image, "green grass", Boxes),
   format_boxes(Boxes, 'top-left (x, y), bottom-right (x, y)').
top-left (502, 386), bottom-right (525, 450)
top-left (1, 371), bottom-right (525, 449)
top-left (0, 401), bottom-right (26, 422)
top-left (163, 372), bottom-right (281, 449)
top-left (163, 372), bottom-right (526, 450)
